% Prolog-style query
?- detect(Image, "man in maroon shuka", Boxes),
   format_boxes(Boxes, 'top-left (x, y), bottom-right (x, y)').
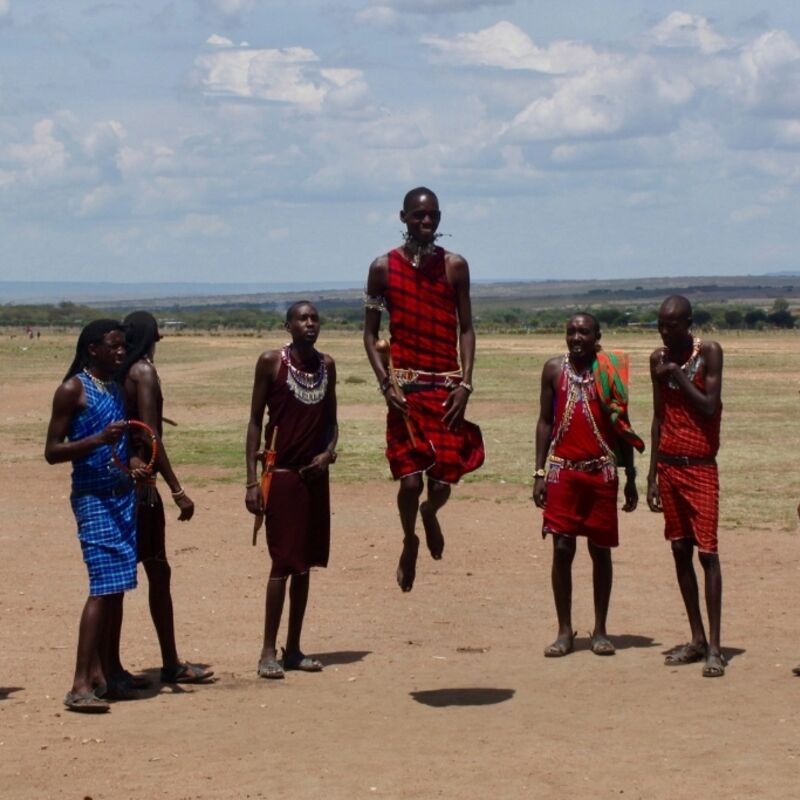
top-left (245, 302), bottom-right (338, 679)
top-left (364, 187), bottom-right (485, 592)
top-left (647, 295), bottom-right (726, 678)
top-left (533, 314), bottom-right (640, 658)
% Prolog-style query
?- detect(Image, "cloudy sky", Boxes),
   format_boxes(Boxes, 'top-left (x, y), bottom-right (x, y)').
top-left (2, 1), bottom-right (800, 286)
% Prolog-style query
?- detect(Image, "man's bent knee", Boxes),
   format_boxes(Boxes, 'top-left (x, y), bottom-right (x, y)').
top-left (399, 474), bottom-right (424, 497)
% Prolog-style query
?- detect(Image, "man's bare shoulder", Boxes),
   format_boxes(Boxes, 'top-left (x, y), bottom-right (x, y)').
top-left (443, 250), bottom-right (467, 268)
top-left (701, 339), bottom-right (722, 357)
top-left (54, 374), bottom-right (84, 403)
top-left (321, 351), bottom-right (336, 369)
top-left (542, 355), bottom-right (562, 374)
top-left (256, 349), bottom-right (282, 365)
top-left (649, 346), bottom-right (667, 365)
top-left (369, 253), bottom-right (390, 272)
top-left (128, 358), bottom-right (158, 380)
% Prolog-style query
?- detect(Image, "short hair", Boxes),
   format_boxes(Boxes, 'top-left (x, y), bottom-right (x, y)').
top-left (570, 312), bottom-right (601, 336)
top-left (285, 300), bottom-right (317, 323)
top-left (64, 319), bottom-right (124, 381)
top-left (403, 186), bottom-right (438, 211)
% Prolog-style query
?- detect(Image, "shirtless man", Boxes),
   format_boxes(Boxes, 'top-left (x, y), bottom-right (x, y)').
top-left (121, 311), bottom-right (213, 685)
top-left (364, 187), bottom-right (484, 591)
top-left (647, 295), bottom-right (726, 678)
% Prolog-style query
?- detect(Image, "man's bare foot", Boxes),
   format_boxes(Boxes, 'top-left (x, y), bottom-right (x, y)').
top-left (420, 502), bottom-right (444, 560)
top-left (396, 535), bottom-right (420, 592)
top-left (544, 632), bottom-right (574, 658)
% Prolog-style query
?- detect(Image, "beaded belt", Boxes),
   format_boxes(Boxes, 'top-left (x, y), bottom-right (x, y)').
top-left (547, 454), bottom-right (617, 483)
top-left (392, 368), bottom-right (462, 390)
top-left (657, 453), bottom-right (717, 467)
top-left (72, 481), bottom-right (133, 498)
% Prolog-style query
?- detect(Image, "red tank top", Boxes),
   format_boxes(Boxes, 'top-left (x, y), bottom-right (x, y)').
top-left (384, 247), bottom-right (459, 373)
top-left (659, 354), bottom-right (721, 458)
top-left (551, 360), bottom-right (615, 461)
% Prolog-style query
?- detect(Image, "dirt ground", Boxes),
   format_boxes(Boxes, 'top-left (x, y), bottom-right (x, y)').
top-left (3, 359), bottom-right (800, 799)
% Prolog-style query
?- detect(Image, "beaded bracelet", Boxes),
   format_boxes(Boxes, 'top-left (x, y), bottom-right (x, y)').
top-left (171, 488), bottom-right (186, 499)
top-left (245, 481), bottom-right (258, 489)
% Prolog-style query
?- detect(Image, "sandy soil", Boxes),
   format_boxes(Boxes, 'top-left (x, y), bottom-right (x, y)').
top-left (2, 372), bottom-right (800, 799)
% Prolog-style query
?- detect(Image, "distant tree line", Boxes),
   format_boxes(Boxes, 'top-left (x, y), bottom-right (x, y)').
top-left (0, 298), bottom-right (796, 333)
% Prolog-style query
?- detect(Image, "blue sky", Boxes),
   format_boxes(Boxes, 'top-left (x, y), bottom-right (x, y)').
top-left (2, 1), bottom-right (800, 286)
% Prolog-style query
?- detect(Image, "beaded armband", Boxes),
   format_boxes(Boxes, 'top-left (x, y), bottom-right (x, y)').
top-left (364, 293), bottom-right (387, 312)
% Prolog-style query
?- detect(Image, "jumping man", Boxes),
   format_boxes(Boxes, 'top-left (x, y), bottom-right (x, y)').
top-left (364, 187), bottom-right (485, 592)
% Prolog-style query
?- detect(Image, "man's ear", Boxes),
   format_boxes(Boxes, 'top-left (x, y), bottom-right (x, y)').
top-left (399, 209), bottom-right (407, 224)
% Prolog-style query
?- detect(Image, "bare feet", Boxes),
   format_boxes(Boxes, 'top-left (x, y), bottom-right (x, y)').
top-left (420, 502), bottom-right (444, 560)
top-left (544, 632), bottom-right (574, 658)
top-left (396, 535), bottom-right (420, 592)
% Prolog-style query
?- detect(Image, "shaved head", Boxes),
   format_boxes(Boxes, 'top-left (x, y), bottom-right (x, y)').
top-left (403, 186), bottom-right (438, 211)
top-left (659, 295), bottom-right (692, 322)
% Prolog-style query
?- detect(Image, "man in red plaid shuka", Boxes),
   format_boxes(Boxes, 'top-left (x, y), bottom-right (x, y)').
top-left (647, 295), bottom-right (726, 678)
top-left (364, 187), bottom-right (484, 592)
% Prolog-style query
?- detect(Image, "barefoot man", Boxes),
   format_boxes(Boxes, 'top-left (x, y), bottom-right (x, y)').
top-left (245, 302), bottom-right (338, 678)
top-left (45, 320), bottom-right (137, 712)
top-left (647, 295), bottom-right (726, 678)
top-left (121, 311), bottom-right (213, 686)
top-left (364, 187), bottom-right (485, 592)
top-left (533, 314), bottom-right (642, 657)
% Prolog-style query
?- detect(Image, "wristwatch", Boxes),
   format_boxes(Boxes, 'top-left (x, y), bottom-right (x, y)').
top-left (533, 468), bottom-right (547, 480)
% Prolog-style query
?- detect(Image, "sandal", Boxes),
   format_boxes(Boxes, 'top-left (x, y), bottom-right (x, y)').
top-left (64, 690), bottom-right (110, 714)
top-left (590, 634), bottom-right (616, 656)
top-left (664, 642), bottom-right (706, 666)
top-left (544, 634), bottom-right (575, 658)
top-left (282, 649), bottom-right (323, 672)
top-left (257, 657), bottom-right (285, 680)
top-left (702, 651), bottom-right (727, 678)
top-left (160, 662), bottom-right (214, 684)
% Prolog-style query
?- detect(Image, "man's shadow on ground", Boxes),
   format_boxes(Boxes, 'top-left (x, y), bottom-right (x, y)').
top-left (317, 650), bottom-right (371, 667)
top-left (660, 644), bottom-right (746, 663)
top-left (0, 687), bottom-right (23, 701)
top-left (410, 688), bottom-right (515, 708)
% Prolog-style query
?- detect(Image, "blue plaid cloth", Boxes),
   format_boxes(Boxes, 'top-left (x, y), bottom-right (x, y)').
top-left (68, 372), bottom-right (137, 596)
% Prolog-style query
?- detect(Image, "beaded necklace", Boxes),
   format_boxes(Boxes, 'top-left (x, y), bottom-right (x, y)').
top-left (547, 356), bottom-right (617, 481)
top-left (281, 344), bottom-right (328, 405)
top-left (402, 234), bottom-right (440, 269)
top-left (667, 337), bottom-right (702, 389)
top-left (82, 367), bottom-right (113, 394)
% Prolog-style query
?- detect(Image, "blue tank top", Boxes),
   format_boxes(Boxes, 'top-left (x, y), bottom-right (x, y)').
top-left (69, 371), bottom-right (129, 494)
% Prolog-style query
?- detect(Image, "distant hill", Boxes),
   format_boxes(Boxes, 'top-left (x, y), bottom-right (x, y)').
top-left (1, 275), bottom-right (798, 311)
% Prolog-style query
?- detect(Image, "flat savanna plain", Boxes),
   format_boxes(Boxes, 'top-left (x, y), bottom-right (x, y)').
top-left (1, 329), bottom-right (800, 799)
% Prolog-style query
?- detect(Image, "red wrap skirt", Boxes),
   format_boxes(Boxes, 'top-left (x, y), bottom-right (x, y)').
top-left (542, 469), bottom-right (619, 548)
top-left (385, 388), bottom-right (484, 484)
top-left (657, 463), bottom-right (719, 554)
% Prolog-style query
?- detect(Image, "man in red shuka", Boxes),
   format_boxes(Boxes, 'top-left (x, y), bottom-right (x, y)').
top-left (647, 295), bottom-right (726, 678)
top-left (533, 313), bottom-right (641, 658)
top-left (364, 187), bottom-right (484, 592)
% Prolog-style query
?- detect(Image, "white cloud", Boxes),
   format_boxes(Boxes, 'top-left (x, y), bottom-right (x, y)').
top-left (6, 119), bottom-right (68, 181)
top-left (196, 45), bottom-right (367, 111)
top-left (354, 6), bottom-right (397, 27)
top-left (0, 1), bottom-right (10, 19)
top-left (268, 227), bottom-right (289, 241)
top-left (207, 34), bottom-right (235, 47)
top-left (645, 11), bottom-right (731, 54)
top-left (423, 21), bottom-right (606, 74)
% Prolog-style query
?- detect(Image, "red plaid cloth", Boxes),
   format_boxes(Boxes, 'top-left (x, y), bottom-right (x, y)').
top-left (385, 247), bottom-right (459, 372)
top-left (657, 464), bottom-right (719, 553)
top-left (385, 388), bottom-right (484, 484)
top-left (659, 362), bottom-right (721, 458)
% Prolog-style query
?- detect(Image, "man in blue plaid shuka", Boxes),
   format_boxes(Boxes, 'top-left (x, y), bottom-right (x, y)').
top-left (45, 320), bottom-right (137, 713)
